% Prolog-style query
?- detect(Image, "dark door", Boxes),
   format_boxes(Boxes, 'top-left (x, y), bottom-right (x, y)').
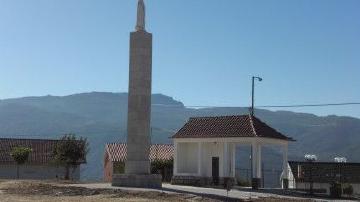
top-left (212, 157), bottom-right (220, 185)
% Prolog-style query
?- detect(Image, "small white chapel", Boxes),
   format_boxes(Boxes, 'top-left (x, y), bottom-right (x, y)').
top-left (171, 115), bottom-right (294, 189)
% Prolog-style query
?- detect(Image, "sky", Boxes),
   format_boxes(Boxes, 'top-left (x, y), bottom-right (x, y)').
top-left (0, 0), bottom-right (359, 118)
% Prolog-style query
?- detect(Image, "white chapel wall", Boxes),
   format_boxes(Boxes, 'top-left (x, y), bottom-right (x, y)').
top-left (177, 142), bottom-right (198, 174)
top-left (201, 142), bottom-right (224, 177)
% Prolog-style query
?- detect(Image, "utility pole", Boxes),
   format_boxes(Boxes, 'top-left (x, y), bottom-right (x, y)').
top-left (251, 76), bottom-right (263, 116)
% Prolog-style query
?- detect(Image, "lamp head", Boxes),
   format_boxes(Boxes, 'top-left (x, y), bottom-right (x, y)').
top-left (253, 76), bottom-right (262, 82)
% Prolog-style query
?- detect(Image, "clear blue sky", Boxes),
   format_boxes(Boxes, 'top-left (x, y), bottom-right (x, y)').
top-left (0, 0), bottom-right (359, 118)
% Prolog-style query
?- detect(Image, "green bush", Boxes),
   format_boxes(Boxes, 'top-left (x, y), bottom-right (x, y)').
top-left (10, 146), bottom-right (32, 179)
top-left (113, 162), bottom-right (125, 174)
top-left (53, 134), bottom-right (88, 180)
top-left (343, 184), bottom-right (354, 195)
top-left (237, 178), bottom-right (251, 187)
top-left (330, 182), bottom-right (342, 198)
top-left (10, 147), bottom-right (32, 165)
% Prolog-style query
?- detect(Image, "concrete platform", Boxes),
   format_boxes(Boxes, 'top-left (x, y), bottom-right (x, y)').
top-left (112, 174), bottom-right (162, 188)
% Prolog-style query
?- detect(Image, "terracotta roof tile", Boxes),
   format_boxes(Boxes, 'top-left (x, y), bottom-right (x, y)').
top-left (172, 115), bottom-right (293, 141)
top-left (0, 138), bottom-right (58, 164)
top-left (105, 143), bottom-right (173, 162)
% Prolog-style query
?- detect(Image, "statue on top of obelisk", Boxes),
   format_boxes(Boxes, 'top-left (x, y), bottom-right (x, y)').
top-left (136, 0), bottom-right (145, 31)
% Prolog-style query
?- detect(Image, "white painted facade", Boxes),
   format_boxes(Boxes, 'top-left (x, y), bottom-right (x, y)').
top-left (0, 164), bottom-right (80, 180)
top-left (286, 166), bottom-right (360, 195)
top-left (173, 137), bottom-right (289, 187)
top-left (294, 182), bottom-right (360, 195)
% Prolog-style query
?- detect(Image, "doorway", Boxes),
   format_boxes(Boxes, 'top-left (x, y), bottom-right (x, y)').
top-left (212, 157), bottom-right (220, 185)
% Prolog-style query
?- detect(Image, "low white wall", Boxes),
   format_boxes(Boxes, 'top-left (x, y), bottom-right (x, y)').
top-left (297, 182), bottom-right (360, 195)
top-left (0, 164), bottom-right (80, 180)
top-left (296, 182), bottom-right (330, 193)
top-left (351, 184), bottom-right (360, 195)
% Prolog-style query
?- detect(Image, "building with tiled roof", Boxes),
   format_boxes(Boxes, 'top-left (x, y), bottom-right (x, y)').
top-left (104, 143), bottom-right (173, 182)
top-left (171, 115), bottom-right (294, 189)
top-left (0, 138), bottom-right (85, 180)
top-left (287, 161), bottom-right (360, 195)
top-left (172, 115), bottom-right (293, 140)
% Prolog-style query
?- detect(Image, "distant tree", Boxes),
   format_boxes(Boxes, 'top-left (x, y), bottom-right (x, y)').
top-left (10, 146), bottom-right (32, 179)
top-left (53, 134), bottom-right (88, 180)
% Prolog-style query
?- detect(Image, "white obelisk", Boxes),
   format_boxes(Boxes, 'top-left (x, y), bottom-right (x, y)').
top-left (112, 0), bottom-right (162, 188)
top-left (125, 0), bottom-right (152, 175)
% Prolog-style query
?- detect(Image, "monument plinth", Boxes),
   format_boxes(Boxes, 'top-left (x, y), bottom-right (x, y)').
top-left (112, 0), bottom-right (161, 188)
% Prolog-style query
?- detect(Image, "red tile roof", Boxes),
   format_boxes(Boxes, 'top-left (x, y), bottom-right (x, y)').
top-left (105, 143), bottom-right (173, 162)
top-left (0, 138), bottom-right (59, 164)
top-left (172, 115), bottom-right (294, 141)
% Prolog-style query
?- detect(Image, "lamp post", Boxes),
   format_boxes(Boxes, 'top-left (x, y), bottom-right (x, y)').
top-left (250, 76), bottom-right (262, 188)
top-left (251, 76), bottom-right (263, 116)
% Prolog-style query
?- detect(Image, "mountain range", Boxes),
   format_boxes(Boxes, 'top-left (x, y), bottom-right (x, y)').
top-left (1, 92), bottom-right (359, 181)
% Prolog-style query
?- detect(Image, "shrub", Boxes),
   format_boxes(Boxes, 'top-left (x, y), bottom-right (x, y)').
top-left (10, 147), bottom-right (32, 179)
top-left (237, 178), bottom-right (251, 187)
top-left (53, 134), bottom-right (88, 180)
top-left (343, 184), bottom-right (354, 195)
top-left (330, 181), bottom-right (342, 198)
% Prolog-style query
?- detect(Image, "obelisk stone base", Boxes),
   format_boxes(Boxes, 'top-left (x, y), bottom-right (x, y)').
top-left (112, 174), bottom-right (162, 188)
top-left (125, 160), bottom-right (150, 174)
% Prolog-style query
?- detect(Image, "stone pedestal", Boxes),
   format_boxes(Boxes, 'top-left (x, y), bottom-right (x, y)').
top-left (112, 174), bottom-right (162, 188)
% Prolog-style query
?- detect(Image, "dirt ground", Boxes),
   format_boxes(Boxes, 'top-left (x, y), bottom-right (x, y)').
top-left (0, 180), bottom-right (312, 202)
top-left (0, 180), bottom-right (212, 202)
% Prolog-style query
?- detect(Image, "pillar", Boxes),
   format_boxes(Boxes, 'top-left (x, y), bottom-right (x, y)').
top-left (231, 143), bottom-right (236, 177)
top-left (112, 0), bottom-right (162, 188)
top-left (125, 30), bottom-right (153, 175)
top-left (174, 142), bottom-right (178, 175)
top-left (223, 142), bottom-right (229, 177)
top-left (282, 144), bottom-right (289, 189)
top-left (256, 144), bottom-right (262, 179)
top-left (252, 142), bottom-right (262, 189)
top-left (197, 142), bottom-right (202, 176)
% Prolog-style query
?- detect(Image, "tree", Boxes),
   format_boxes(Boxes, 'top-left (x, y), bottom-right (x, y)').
top-left (53, 134), bottom-right (88, 180)
top-left (10, 147), bottom-right (32, 179)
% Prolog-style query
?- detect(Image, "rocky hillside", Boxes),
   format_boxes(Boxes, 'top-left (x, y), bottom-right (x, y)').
top-left (1, 92), bottom-right (359, 181)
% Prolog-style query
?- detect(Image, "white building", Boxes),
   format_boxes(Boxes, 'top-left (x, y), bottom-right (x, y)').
top-left (288, 161), bottom-right (360, 196)
top-left (0, 138), bottom-right (85, 180)
top-left (171, 115), bottom-right (294, 189)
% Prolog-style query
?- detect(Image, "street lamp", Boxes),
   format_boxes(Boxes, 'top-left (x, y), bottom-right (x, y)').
top-left (251, 76), bottom-right (263, 116)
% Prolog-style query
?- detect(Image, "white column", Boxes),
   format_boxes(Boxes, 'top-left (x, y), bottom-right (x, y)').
top-left (223, 142), bottom-right (229, 177)
top-left (197, 142), bottom-right (202, 176)
top-left (251, 142), bottom-right (262, 179)
top-left (174, 141), bottom-right (178, 175)
top-left (251, 142), bottom-right (257, 178)
top-left (282, 144), bottom-right (288, 179)
top-left (256, 144), bottom-right (262, 179)
top-left (282, 143), bottom-right (289, 189)
top-left (231, 143), bottom-right (236, 177)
